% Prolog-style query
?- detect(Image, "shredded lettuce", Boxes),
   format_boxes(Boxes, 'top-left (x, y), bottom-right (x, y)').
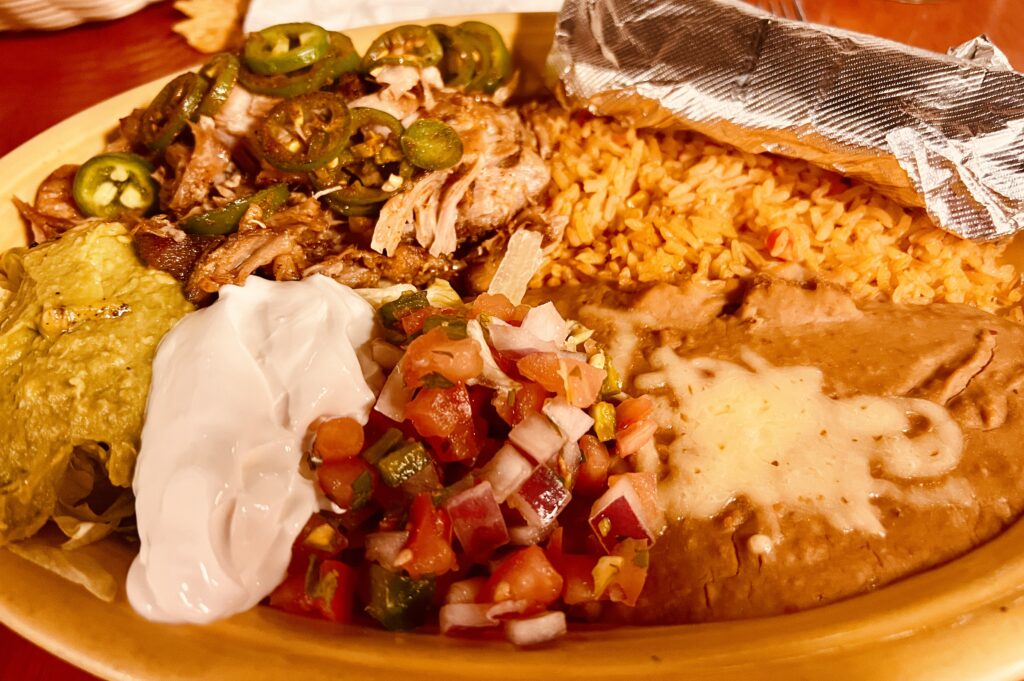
top-left (487, 230), bottom-right (544, 305)
top-left (466, 319), bottom-right (518, 391)
top-left (356, 279), bottom-right (462, 311)
top-left (425, 279), bottom-right (463, 308)
top-left (355, 284), bottom-right (417, 310)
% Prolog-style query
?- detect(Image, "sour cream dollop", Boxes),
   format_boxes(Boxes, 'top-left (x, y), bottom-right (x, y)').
top-left (127, 275), bottom-right (381, 624)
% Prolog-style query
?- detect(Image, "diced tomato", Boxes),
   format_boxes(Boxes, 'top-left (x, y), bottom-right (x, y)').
top-left (560, 553), bottom-right (601, 605)
top-left (493, 390), bottom-right (514, 425)
top-left (317, 458), bottom-right (377, 511)
top-left (470, 293), bottom-right (515, 322)
top-left (415, 385), bottom-right (488, 464)
top-left (399, 307), bottom-right (437, 336)
top-left (431, 431), bottom-right (482, 464)
top-left (481, 545), bottom-right (564, 615)
top-left (615, 418), bottom-right (658, 456)
top-left (511, 304), bottom-right (531, 324)
top-left (494, 383), bottom-right (549, 427)
top-left (406, 384), bottom-right (473, 438)
top-left (309, 559), bottom-right (356, 622)
top-left (604, 539), bottom-right (649, 607)
top-left (576, 435), bottom-right (612, 496)
top-left (544, 528), bottom-right (599, 605)
top-left (403, 328), bottom-right (482, 389)
top-left (516, 353), bottom-right (605, 408)
top-left (314, 417), bottom-right (365, 463)
top-left (400, 493), bottom-right (456, 579)
top-left (268, 572), bottom-right (311, 616)
top-left (513, 382), bottom-right (549, 425)
top-left (615, 397), bottom-right (653, 428)
top-left (545, 526), bottom-right (565, 557)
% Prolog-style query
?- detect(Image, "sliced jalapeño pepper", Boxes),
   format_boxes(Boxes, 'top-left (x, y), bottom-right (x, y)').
top-left (256, 92), bottom-right (351, 172)
top-left (378, 290), bottom-right (430, 329)
top-left (377, 442), bottom-right (431, 487)
top-left (72, 153), bottom-right (158, 219)
top-left (458, 21), bottom-right (511, 93)
top-left (366, 564), bottom-right (435, 631)
top-left (196, 53), bottom-right (239, 117)
top-left (180, 183), bottom-right (289, 235)
top-left (238, 58), bottom-right (332, 98)
top-left (400, 118), bottom-right (463, 171)
top-left (430, 25), bottom-right (477, 88)
top-left (325, 32), bottom-right (361, 79)
top-left (243, 22), bottom-right (330, 76)
top-left (140, 72), bottom-right (209, 152)
top-left (362, 25), bottom-right (443, 71)
top-left (309, 107), bottom-right (412, 215)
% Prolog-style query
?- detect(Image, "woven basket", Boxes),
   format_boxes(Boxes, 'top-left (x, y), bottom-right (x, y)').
top-left (0, 0), bottom-right (160, 31)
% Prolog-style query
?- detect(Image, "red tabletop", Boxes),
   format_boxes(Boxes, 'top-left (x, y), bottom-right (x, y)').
top-left (0, 0), bottom-right (1021, 679)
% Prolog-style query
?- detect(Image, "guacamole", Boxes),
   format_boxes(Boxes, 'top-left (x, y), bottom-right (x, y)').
top-left (0, 222), bottom-right (193, 544)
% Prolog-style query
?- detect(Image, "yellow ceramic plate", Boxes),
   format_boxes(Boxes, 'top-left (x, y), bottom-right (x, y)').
top-left (3, 13), bottom-right (1024, 681)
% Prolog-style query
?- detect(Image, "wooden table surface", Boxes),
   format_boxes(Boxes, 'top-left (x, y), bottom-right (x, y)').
top-left (0, 0), bottom-right (1021, 678)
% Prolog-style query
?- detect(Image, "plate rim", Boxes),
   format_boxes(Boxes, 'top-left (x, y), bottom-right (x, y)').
top-left (3, 10), bottom-right (1024, 681)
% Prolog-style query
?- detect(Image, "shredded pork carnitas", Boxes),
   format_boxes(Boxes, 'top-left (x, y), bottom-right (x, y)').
top-left (16, 62), bottom-right (556, 305)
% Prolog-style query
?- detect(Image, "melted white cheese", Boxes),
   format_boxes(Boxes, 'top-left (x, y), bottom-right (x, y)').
top-left (127, 275), bottom-right (381, 624)
top-left (634, 348), bottom-right (966, 538)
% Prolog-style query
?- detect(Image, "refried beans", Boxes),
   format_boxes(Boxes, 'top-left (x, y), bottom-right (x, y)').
top-left (531, 277), bottom-right (1024, 623)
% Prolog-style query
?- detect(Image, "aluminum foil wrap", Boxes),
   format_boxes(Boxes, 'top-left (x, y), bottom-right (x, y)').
top-left (548, 0), bottom-right (1024, 240)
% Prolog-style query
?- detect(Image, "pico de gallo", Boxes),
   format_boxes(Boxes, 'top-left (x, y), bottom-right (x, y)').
top-left (268, 280), bottom-right (664, 645)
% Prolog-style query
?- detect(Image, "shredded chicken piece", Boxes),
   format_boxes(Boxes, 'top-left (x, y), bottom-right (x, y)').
top-left (212, 86), bottom-right (279, 148)
top-left (372, 170), bottom-right (452, 255)
top-left (432, 159), bottom-right (483, 256)
top-left (305, 243), bottom-right (451, 288)
top-left (348, 66), bottom-right (443, 121)
top-left (370, 92), bottom-right (551, 257)
top-left (184, 197), bottom-right (330, 304)
top-left (459, 145), bottom-right (549, 239)
top-left (167, 117), bottom-right (232, 214)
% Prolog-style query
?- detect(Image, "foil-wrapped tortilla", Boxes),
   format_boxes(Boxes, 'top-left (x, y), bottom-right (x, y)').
top-left (548, 0), bottom-right (1024, 240)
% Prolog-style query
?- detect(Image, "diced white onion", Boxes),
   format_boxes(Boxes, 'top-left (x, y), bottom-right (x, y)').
top-left (467, 319), bottom-right (518, 390)
top-left (559, 440), bottom-right (583, 485)
top-left (588, 476), bottom-right (654, 551)
top-left (354, 283), bottom-right (416, 309)
top-left (479, 444), bottom-right (535, 503)
top-left (486, 229), bottom-right (544, 305)
top-left (446, 577), bottom-right (487, 604)
top-left (542, 397), bottom-right (595, 443)
top-left (503, 611), bottom-right (567, 646)
top-left (486, 599), bottom-right (531, 620)
top-left (520, 302), bottom-right (570, 346)
top-left (365, 531), bottom-right (410, 570)
top-left (440, 603), bottom-right (499, 634)
top-left (425, 279), bottom-right (462, 308)
top-left (509, 413), bottom-right (566, 464)
top-left (507, 524), bottom-right (547, 546)
top-left (487, 319), bottom-right (559, 358)
top-left (374, 359), bottom-right (410, 421)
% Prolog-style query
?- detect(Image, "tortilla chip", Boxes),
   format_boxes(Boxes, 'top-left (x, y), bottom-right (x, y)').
top-left (173, 0), bottom-right (248, 53)
top-left (7, 539), bottom-right (118, 602)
